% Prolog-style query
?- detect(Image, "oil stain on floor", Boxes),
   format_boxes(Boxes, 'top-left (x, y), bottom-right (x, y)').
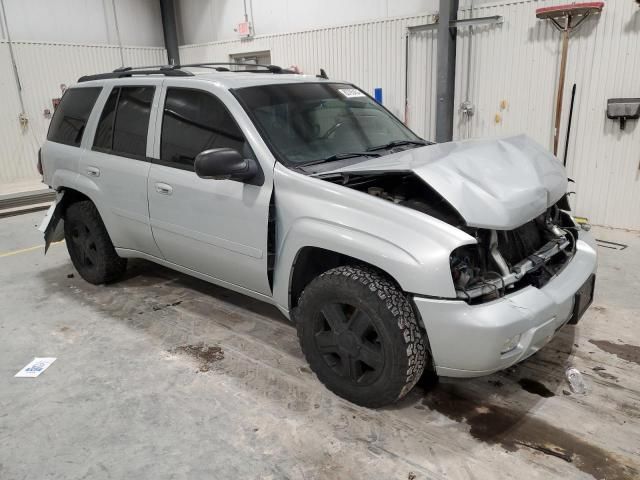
top-left (173, 344), bottom-right (225, 372)
top-left (422, 384), bottom-right (639, 480)
top-left (517, 378), bottom-right (555, 398)
top-left (589, 340), bottom-right (640, 365)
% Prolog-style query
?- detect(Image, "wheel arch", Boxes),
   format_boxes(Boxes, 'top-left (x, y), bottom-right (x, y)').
top-left (288, 246), bottom-right (401, 312)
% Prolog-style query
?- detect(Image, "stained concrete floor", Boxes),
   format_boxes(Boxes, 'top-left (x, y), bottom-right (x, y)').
top-left (1, 211), bottom-right (639, 480)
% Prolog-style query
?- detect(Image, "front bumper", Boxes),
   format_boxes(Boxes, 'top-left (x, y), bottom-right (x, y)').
top-left (414, 231), bottom-right (597, 378)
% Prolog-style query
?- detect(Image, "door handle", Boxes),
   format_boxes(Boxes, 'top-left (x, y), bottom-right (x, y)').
top-left (155, 182), bottom-right (173, 195)
top-left (86, 166), bottom-right (100, 177)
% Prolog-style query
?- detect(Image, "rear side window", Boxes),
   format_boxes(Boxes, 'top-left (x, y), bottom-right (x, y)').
top-left (160, 88), bottom-right (247, 169)
top-left (93, 86), bottom-right (155, 158)
top-left (47, 87), bottom-right (101, 147)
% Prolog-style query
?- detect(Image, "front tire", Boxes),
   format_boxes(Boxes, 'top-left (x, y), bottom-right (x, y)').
top-left (296, 266), bottom-right (428, 407)
top-left (64, 201), bottom-right (127, 284)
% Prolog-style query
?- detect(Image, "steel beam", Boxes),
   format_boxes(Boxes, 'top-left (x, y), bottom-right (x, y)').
top-left (435, 0), bottom-right (459, 143)
top-left (159, 0), bottom-right (180, 66)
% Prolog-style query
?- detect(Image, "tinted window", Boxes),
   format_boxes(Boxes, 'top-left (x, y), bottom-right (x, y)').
top-left (161, 88), bottom-right (247, 168)
top-left (93, 89), bottom-right (118, 151)
top-left (93, 86), bottom-right (154, 158)
top-left (47, 87), bottom-right (101, 147)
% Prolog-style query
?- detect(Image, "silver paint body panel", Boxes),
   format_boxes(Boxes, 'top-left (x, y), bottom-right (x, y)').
top-left (323, 134), bottom-right (568, 230)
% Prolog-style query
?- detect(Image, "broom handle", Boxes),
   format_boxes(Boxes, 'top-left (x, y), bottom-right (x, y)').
top-left (554, 28), bottom-right (570, 156)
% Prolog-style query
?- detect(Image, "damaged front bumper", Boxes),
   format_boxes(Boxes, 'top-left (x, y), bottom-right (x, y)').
top-left (414, 230), bottom-right (597, 378)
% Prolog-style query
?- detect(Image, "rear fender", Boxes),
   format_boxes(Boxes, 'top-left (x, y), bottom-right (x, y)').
top-left (41, 172), bottom-right (103, 253)
top-left (39, 191), bottom-right (65, 253)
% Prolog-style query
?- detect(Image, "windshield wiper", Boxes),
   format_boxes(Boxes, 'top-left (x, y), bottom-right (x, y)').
top-left (297, 152), bottom-right (381, 167)
top-left (366, 139), bottom-right (429, 151)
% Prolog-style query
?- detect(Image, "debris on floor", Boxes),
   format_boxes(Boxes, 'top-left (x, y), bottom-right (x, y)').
top-left (595, 239), bottom-right (628, 250)
top-left (565, 367), bottom-right (586, 394)
top-left (152, 300), bottom-right (183, 311)
top-left (14, 357), bottom-right (57, 378)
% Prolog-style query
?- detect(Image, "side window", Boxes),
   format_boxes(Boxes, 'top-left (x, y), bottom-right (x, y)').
top-left (93, 86), bottom-right (155, 158)
top-left (93, 89), bottom-right (118, 151)
top-left (160, 88), bottom-right (247, 168)
top-left (47, 87), bottom-right (101, 147)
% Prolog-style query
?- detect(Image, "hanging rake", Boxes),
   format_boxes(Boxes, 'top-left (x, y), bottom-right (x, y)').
top-left (536, 2), bottom-right (604, 156)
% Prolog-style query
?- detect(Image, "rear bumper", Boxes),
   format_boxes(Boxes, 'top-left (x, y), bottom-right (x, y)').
top-left (414, 231), bottom-right (597, 378)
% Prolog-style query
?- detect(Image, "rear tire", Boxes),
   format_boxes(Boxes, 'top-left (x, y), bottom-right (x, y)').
top-left (296, 265), bottom-right (428, 407)
top-left (64, 201), bottom-right (127, 284)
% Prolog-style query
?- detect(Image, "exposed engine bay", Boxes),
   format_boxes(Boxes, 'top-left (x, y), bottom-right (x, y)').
top-left (320, 171), bottom-right (578, 304)
top-left (320, 171), bottom-right (464, 226)
top-left (449, 202), bottom-right (578, 303)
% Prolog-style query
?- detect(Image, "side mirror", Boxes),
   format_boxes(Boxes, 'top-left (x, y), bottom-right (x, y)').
top-left (194, 148), bottom-right (260, 184)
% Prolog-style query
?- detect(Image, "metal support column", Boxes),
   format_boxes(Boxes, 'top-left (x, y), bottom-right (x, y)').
top-left (435, 0), bottom-right (459, 142)
top-left (159, 0), bottom-right (180, 65)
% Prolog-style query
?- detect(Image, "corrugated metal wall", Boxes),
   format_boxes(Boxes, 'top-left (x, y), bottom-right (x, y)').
top-left (2, 2), bottom-right (637, 229)
top-left (0, 41), bottom-right (166, 184)
top-left (455, 0), bottom-right (640, 229)
top-left (179, 13), bottom-right (438, 136)
top-left (406, 27), bottom-right (438, 140)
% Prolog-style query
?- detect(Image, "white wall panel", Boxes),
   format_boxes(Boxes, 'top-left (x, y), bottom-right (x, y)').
top-left (179, 14), bottom-right (438, 134)
top-left (176, 0), bottom-right (439, 44)
top-left (0, 41), bottom-right (166, 183)
top-left (455, 0), bottom-right (640, 229)
top-left (406, 27), bottom-right (438, 140)
top-left (0, 0), bottom-right (164, 47)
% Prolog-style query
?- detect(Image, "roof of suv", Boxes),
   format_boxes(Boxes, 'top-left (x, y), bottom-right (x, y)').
top-left (181, 69), bottom-right (336, 88)
top-left (76, 66), bottom-right (338, 90)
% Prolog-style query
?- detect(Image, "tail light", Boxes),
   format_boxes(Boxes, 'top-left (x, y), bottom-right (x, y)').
top-left (37, 148), bottom-right (43, 176)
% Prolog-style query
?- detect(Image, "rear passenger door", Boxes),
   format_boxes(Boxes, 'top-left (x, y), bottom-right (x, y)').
top-left (147, 83), bottom-right (274, 296)
top-left (81, 80), bottom-right (162, 257)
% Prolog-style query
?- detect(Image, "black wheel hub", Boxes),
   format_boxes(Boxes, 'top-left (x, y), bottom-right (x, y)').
top-left (313, 303), bottom-right (384, 385)
top-left (70, 222), bottom-right (98, 269)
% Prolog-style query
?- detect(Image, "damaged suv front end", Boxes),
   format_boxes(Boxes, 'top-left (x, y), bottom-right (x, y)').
top-left (436, 202), bottom-right (596, 377)
top-left (315, 135), bottom-right (597, 377)
top-left (236, 81), bottom-right (597, 379)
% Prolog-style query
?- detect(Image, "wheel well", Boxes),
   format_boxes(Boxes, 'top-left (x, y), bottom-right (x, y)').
top-left (58, 188), bottom-right (92, 215)
top-left (288, 246), bottom-right (401, 310)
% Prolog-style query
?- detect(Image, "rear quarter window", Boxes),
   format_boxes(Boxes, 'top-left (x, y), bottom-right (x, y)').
top-left (47, 87), bottom-right (102, 147)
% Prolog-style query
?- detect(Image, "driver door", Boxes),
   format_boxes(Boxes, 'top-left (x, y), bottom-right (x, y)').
top-left (147, 82), bottom-right (273, 296)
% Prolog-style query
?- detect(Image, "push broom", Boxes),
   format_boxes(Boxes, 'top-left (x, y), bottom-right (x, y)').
top-left (536, 2), bottom-right (604, 156)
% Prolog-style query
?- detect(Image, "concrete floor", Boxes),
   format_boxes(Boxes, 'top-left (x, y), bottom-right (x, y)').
top-left (1, 211), bottom-right (639, 480)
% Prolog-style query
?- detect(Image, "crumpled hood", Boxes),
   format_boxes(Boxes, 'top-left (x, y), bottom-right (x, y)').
top-left (323, 134), bottom-right (568, 230)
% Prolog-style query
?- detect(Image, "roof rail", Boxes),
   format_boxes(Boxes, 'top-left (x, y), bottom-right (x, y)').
top-left (176, 62), bottom-right (296, 74)
top-left (77, 66), bottom-right (193, 83)
top-left (77, 62), bottom-right (297, 83)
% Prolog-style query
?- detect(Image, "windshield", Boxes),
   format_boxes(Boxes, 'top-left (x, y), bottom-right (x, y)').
top-left (234, 82), bottom-right (424, 166)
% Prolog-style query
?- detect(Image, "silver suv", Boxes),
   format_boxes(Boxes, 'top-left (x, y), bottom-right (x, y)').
top-left (39, 64), bottom-right (597, 407)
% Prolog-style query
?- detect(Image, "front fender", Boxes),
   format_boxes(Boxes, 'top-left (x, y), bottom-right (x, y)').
top-left (272, 218), bottom-right (458, 310)
top-left (271, 164), bottom-right (478, 312)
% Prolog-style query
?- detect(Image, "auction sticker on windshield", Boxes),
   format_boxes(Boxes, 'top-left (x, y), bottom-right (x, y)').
top-left (338, 88), bottom-right (366, 98)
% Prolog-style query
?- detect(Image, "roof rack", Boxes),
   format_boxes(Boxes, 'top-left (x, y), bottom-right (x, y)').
top-left (78, 65), bottom-right (193, 83)
top-left (77, 62), bottom-right (297, 82)
top-left (176, 62), bottom-right (296, 74)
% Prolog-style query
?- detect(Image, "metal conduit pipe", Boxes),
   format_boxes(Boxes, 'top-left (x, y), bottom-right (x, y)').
top-left (111, 0), bottom-right (125, 67)
top-left (0, 0), bottom-right (27, 121)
